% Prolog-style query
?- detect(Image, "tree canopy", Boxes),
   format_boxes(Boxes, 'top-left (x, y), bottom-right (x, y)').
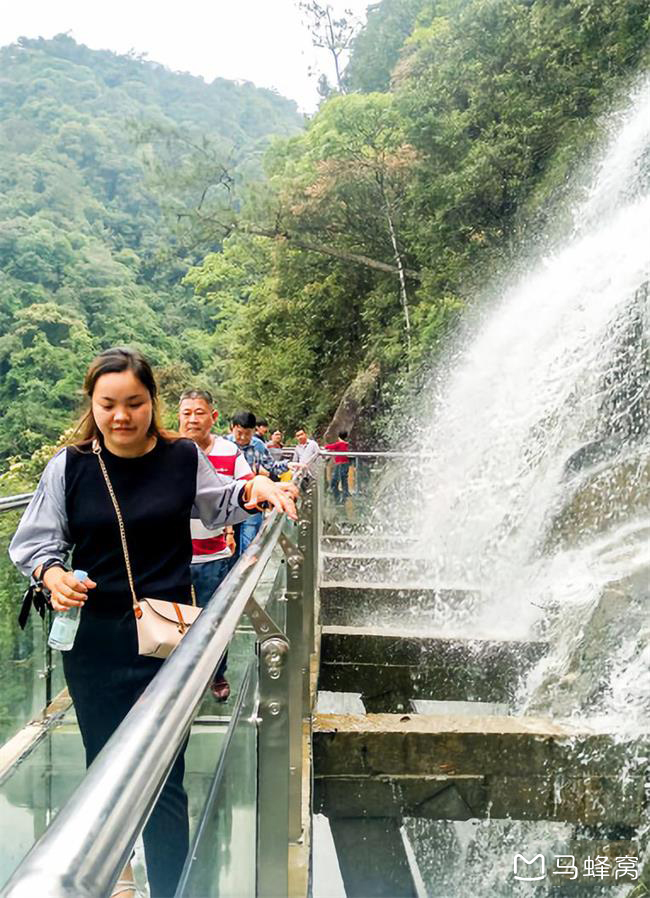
top-left (2, 5), bottom-right (650, 459)
top-left (0, 34), bottom-right (302, 461)
top-left (178, 0), bottom-right (650, 438)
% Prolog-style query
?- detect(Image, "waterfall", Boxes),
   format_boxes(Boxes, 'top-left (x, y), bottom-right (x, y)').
top-left (410, 76), bottom-right (650, 725)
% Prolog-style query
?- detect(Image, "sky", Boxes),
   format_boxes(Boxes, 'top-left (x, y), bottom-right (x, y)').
top-left (0, 0), bottom-right (370, 112)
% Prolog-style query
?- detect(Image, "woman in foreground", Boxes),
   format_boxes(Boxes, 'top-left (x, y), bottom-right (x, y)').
top-left (9, 346), bottom-right (297, 898)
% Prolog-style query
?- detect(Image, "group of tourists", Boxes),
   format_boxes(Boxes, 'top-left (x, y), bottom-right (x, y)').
top-left (7, 345), bottom-right (352, 898)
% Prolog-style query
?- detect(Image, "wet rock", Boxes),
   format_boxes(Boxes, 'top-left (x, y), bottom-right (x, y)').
top-left (543, 450), bottom-right (650, 552)
top-left (525, 566), bottom-right (650, 717)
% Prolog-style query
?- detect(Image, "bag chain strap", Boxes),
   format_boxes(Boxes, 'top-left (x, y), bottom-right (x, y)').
top-left (93, 440), bottom-right (139, 611)
top-left (92, 440), bottom-right (197, 610)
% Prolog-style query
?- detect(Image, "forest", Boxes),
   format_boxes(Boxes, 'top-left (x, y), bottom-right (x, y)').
top-left (0, 32), bottom-right (302, 468)
top-left (1, 0), bottom-right (650, 485)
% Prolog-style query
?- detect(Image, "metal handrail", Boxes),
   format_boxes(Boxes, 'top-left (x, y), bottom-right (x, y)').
top-left (319, 450), bottom-right (430, 458)
top-left (0, 494), bottom-right (33, 513)
top-left (0, 507), bottom-right (291, 898)
top-left (0, 451), bottom-right (410, 514)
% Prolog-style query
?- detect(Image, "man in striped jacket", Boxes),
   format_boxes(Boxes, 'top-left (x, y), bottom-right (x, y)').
top-left (179, 389), bottom-right (253, 701)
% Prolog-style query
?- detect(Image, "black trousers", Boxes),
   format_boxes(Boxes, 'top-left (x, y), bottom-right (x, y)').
top-left (62, 609), bottom-right (189, 898)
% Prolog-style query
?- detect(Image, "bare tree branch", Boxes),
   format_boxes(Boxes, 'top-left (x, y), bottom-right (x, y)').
top-left (175, 210), bottom-right (421, 280)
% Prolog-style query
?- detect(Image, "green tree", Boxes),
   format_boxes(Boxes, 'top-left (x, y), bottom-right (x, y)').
top-left (0, 304), bottom-right (94, 456)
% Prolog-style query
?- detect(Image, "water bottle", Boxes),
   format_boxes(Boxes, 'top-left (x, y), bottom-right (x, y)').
top-left (48, 570), bottom-right (88, 651)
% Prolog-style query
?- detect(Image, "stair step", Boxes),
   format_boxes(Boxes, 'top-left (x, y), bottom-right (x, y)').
top-left (327, 817), bottom-right (419, 898)
top-left (322, 553), bottom-right (438, 584)
top-left (322, 535), bottom-right (413, 555)
top-left (320, 584), bottom-right (480, 628)
top-left (319, 626), bottom-right (546, 709)
top-left (313, 713), bottom-right (646, 825)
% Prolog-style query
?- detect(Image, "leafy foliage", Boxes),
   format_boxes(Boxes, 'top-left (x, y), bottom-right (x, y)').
top-left (180, 0), bottom-right (649, 440)
top-left (0, 34), bottom-right (302, 465)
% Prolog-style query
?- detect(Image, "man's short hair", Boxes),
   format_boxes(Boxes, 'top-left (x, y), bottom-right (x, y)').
top-left (232, 410), bottom-right (256, 429)
top-left (256, 417), bottom-right (268, 428)
top-left (338, 430), bottom-right (348, 440)
top-left (179, 388), bottom-right (213, 407)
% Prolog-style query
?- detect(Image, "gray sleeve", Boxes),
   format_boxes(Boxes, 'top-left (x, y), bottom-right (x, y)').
top-left (193, 446), bottom-right (250, 527)
top-left (9, 450), bottom-right (71, 579)
top-left (304, 441), bottom-right (321, 464)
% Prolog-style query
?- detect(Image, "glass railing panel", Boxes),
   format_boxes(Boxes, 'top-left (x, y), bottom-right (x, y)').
top-left (0, 626), bottom-right (260, 893)
top-left (0, 707), bottom-right (84, 889)
top-left (193, 622), bottom-right (256, 711)
top-left (321, 456), bottom-right (393, 532)
top-left (178, 659), bottom-right (259, 898)
top-left (255, 543), bottom-right (287, 630)
top-left (0, 511), bottom-right (52, 742)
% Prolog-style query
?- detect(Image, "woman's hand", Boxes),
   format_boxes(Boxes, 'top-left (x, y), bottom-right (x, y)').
top-left (243, 477), bottom-right (299, 520)
top-left (42, 567), bottom-right (97, 612)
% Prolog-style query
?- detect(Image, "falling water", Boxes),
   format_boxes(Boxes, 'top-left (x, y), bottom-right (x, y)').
top-left (407, 78), bottom-right (650, 709)
top-left (316, 79), bottom-right (650, 898)
top-left (376, 76), bottom-right (650, 898)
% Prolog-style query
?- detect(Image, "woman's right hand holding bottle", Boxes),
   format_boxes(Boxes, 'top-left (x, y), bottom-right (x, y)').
top-left (42, 567), bottom-right (97, 611)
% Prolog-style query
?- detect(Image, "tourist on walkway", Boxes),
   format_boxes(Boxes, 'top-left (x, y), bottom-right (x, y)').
top-left (178, 388), bottom-right (253, 702)
top-left (291, 427), bottom-right (320, 468)
top-left (8, 347), bottom-right (297, 898)
top-left (325, 430), bottom-right (351, 502)
top-left (255, 417), bottom-right (270, 441)
top-left (228, 411), bottom-right (288, 557)
top-left (266, 429), bottom-right (284, 461)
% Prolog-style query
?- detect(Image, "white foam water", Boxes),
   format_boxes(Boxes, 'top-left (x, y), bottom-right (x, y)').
top-left (408, 78), bottom-right (650, 707)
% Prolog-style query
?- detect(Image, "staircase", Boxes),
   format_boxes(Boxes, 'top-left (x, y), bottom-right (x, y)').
top-left (313, 533), bottom-right (647, 897)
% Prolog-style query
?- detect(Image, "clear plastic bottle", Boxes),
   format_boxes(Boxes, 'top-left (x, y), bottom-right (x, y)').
top-left (47, 569), bottom-right (88, 651)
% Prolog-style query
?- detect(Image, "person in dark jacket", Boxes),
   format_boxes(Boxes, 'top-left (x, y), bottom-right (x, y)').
top-left (9, 347), bottom-right (296, 898)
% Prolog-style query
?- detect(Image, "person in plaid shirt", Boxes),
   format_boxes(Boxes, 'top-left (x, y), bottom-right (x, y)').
top-left (227, 411), bottom-right (288, 557)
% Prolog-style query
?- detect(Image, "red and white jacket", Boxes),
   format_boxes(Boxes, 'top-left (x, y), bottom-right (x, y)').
top-left (191, 435), bottom-right (253, 563)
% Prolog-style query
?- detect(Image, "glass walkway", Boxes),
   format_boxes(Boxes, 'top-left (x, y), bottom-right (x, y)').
top-left (0, 456), bottom-right (649, 897)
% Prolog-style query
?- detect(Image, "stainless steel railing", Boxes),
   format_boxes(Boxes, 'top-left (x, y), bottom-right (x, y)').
top-left (0, 463), bottom-right (322, 898)
top-left (0, 494), bottom-right (33, 512)
top-left (319, 450), bottom-right (430, 458)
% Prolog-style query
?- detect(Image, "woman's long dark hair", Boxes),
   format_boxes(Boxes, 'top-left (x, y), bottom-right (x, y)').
top-left (71, 347), bottom-right (175, 448)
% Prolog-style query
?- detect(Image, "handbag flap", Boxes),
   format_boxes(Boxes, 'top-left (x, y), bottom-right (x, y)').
top-left (141, 598), bottom-right (203, 626)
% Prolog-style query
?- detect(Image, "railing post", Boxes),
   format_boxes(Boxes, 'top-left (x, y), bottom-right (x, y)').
top-left (296, 476), bottom-right (317, 711)
top-left (280, 527), bottom-right (307, 843)
top-left (256, 634), bottom-right (290, 898)
top-left (312, 459), bottom-right (323, 637)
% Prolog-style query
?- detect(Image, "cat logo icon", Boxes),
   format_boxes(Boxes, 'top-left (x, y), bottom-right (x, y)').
top-left (513, 853), bottom-right (546, 881)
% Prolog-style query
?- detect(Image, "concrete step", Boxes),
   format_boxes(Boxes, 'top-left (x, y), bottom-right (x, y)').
top-left (322, 521), bottom-right (374, 537)
top-left (321, 535), bottom-right (413, 555)
top-left (322, 553), bottom-right (440, 584)
top-left (319, 626), bottom-right (546, 710)
top-left (313, 713), bottom-right (647, 826)
top-left (320, 584), bottom-right (481, 628)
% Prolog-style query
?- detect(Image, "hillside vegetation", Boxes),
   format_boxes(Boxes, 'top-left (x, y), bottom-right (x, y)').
top-left (0, 34), bottom-right (301, 461)
top-left (181, 0), bottom-right (650, 436)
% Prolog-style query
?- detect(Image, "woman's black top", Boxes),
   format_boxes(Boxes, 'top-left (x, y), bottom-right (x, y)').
top-left (9, 438), bottom-right (249, 616)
